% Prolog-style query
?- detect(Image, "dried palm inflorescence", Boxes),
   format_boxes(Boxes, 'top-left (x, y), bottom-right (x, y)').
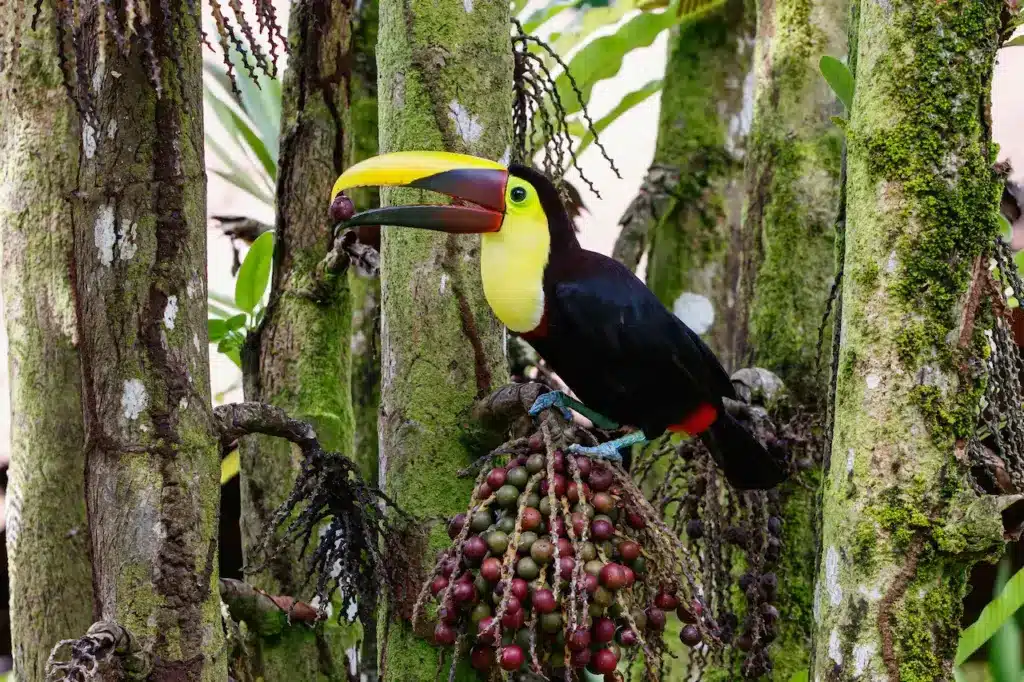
top-left (1, 0), bottom-right (284, 121)
top-left (410, 412), bottom-right (732, 681)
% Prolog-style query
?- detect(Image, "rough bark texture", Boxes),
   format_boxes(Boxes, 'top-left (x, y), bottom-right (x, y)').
top-left (740, 0), bottom-right (846, 398)
top-left (0, 6), bottom-right (95, 679)
top-left (642, 0), bottom-right (755, 371)
top-left (68, 3), bottom-right (225, 680)
top-left (239, 1), bottom-right (363, 679)
top-left (813, 0), bottom-right (1006, 678)
top-left (375, 0), bottom-right (512, 674)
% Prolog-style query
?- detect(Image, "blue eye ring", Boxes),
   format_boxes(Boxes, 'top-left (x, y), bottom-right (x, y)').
top-left (510, 186), bottom-right (528, 203)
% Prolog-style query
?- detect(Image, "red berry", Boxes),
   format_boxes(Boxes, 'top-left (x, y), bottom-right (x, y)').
top-left (501, 608), bottom-right (525, 629)
top-left (550, 516), bottom-right (567, 537)
top-left (504, 595), bottom-right (521, 614)
top-left (329, 193), bottom-right (355, 222)
top-left (584, 573), bottom-right (599, 594)
top-left (618, 628), bottom-right (638, 647)
top-left (434, 622), bottom-right (457, 646)
top-left (592, 492), bottom-right (615, 514)
top-left (589, 467), bottom-right (613, 491)
top-left (463, 536), bottom-right (488, 561)
top-left (510, 578), bottom-right (529, 601)
top-left (552, 474), bottom-right (567, 497)
top-left (625, 511), bottom-right (645, 529)
top-left (590, 647), bottom-right (618, 674)
top-left (558, 556), bottom-right (576, 580)
top-left (645, 607), bottom-right (666, 631)
top-left (439, 557), bottom-right (457, 578)
top-left (471, 644), bottom-right (495, 670)
top-left (476, 483), bottom-right (493, 499)
top-left (448, 513), bottom-right (466, 539)
top-left (600, 563), bottom-right (627, 590)
top-left (557, 537), bottom-right (574, 557)
top-left (521, 507), bottom-right (542, 530)
top-left (481, 557), bottom-right (502, 582)
top-left (533, 588), bottom-right (557, 613)
top-left (592, 617), bottom-right (616, 643)
top-left (438, 603), bottom-right (459, 624)
top-left (568, 481), bottom-right (590, 503)
top-left (570, 648), bottom-right (591, 668)
top-left (528, 433), bottom-right (544, 451)
top-left (676, 604), bottom-right (696, 623)
top-left (453, 581), bottom-right (476, 604)
top-left (553, 451), bottom-right (565, 473)
top-left (573, 456), bottom-right (592, 478)
top-left (430, 575), bottom-right (449, 596)
top-left (654, 591), bottom-right (679, 611)
top-left (617, 540), bottom-right (640, 562)
top-left (591, 519), bottom-right (614, 542)
top-left (680, 625), bottom-right (701, 647)
top-left (498, 645), bottom-right (524, 671)
top-left (477, 617), bottom-right (497, 644)
top-left (487, 467), bottom-right (507, 490)
top-left (568, 628), bottom-right (591, 651)
top-left (622, 566), bottom-right (636, 588)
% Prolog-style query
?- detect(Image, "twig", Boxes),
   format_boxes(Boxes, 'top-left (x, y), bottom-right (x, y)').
top-left (219, 578), bottom-right (319, 636)
top-left (214, 401), bottom-right (320, 454)
top-left (46, 622), bottom-right (149, 681)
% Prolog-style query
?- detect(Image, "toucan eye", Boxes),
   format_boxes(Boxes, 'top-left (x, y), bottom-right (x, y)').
top-left (510, 186), bottom-right (528, 203)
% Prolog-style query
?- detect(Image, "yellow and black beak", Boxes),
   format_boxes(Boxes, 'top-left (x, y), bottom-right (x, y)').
top-left (330, 151), bottom-right (509, 234)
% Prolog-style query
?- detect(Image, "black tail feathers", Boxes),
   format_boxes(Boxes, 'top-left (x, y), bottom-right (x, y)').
top-left (700, 412), bottom-right (788, 490)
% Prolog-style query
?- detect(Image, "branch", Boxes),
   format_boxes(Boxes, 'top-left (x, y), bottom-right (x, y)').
top-left (46, 622), bottom-right (150, 681)
top-left (295, 228), bottom-right (380, 302)
top-left (214, 401), bottom-right (320, 455)
top-left (219, 578), bottom-right (319, 636)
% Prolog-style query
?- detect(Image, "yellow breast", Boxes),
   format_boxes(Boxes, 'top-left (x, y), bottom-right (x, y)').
top-left (480, 215), bottom-right (549, 333)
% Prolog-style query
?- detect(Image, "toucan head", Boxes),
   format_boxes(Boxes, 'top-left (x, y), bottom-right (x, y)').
top-left (329, 151), bottom-right (576, 250)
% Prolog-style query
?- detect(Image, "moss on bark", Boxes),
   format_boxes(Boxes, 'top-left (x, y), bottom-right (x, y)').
top-left (813, 0), bottom-right (1006, 678)
top-left (239, 0), bottom-right (368, 678)
top-left (643, 0), bottom-right (755, 370)
top-left (62, 4), bottom-right (224, 679)
top-left (0, 6), bottom-right (95, 679)
top-left (376, 0), bottom-right (512, 675)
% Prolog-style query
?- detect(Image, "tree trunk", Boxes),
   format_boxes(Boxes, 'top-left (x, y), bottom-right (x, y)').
top-left (813, 0), bottom-right (1007, 678)
top-left (740, 0), bottom-right (847, 398)
top-left (239, 1), bottom-right (365, 679)
top-left (375, 0), bottom-right (512, 675)
top-left (636, 0), bottom-right (755, 371)
top-left (67, 4), bottom-right (225, 679)
top-left (0, 6), bottom-right (94, 679)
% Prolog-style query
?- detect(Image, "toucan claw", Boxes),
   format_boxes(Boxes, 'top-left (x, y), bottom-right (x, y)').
top-left (567, 441), bottom-right (624, 463)
top-left (528, 391), bottom-right (575, 423)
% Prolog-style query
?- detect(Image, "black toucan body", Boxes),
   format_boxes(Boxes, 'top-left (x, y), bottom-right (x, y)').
top-left (330, 152), bottom-right (788, 490)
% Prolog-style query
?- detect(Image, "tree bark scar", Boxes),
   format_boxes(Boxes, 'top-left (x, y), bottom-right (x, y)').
top-left (444, 234), bottom-right (492, 397)
top-left (878, 536), bottom-right (924, 680)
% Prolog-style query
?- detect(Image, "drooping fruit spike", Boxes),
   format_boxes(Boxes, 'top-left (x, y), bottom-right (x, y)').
top-left (592, 617), bottom-right (616, 643)
top-left (680, 625), bottom-right (701, 647)
top-left (590, 647), bottom-right (618, 674)
top-left (434, 622), bottom-right (457, 646)
top-left (471, 644), bottom-right (495, 670)
top-left (498, 645), bottom-right (525, 671)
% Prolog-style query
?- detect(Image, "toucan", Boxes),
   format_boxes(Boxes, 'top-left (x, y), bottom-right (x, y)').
top-left (329, 151), bottom-right (788, 490)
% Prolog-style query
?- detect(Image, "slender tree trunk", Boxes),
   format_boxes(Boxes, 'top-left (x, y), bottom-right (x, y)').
top-left (0, 6), bottom-right (94, 679)
top-left (632, 0), bottom-right (755, 371)
top-left (60, 2), bottom-right (226, 679)
top-left (239, 1), bottom-right (365, 678)
top-left (376, 0), bottom-right (512, 675)
top-left (813, 0), bottom-right (1007, 677)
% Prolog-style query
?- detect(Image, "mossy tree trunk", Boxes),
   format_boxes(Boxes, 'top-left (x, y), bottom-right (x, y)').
top-left (0, 5), bottom-right (94, 679)
top-left (629, 0), bottom-right (756, 371)
top-left (239, 0), bottom-right (367, 678)
top-left (813, 0), bottom-right (1007, 678)
top-left (375, 0), bottom-right (512, 675)
top-left (66, 3), bottom-right (225, 679)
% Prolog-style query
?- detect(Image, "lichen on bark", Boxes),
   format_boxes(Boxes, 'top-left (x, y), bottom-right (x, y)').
top-left (61, 3), bottom-right (225, 679)
top-left (0, 5), bottom-right (94, 679)
top-left (239, 0), bottom-right (365, 679)
top-left (813, 0), bottom-right (1007, 679)
top-left (375, 0), bottom-right (512, 674)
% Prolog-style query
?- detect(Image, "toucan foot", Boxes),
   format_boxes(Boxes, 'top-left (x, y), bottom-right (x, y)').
top-left (528, 390), bottom-right (575, 423)
top-left (567, 441), bottom-right (624, 463)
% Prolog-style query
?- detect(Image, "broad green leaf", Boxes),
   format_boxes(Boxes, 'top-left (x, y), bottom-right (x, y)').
top-left (522, 0), bottom-right (577, 33)
top-left (1004, 35), bottom-right (1024, 48)
top-left (208, 318), bottom-right (228, 342)
top-left (221, 450), bottom-right (240, 484)
top-left (211, 169), bottom-right (275, 206)
top-left (218, 337), bottom-right (243, 368)
top-left (988, 559), bottom-right (1021, 682)
top-left (1014, 248), bottom-right (1024, 274)
top-left (207, 93), bottom-right (276, 182)
top-left (819, 55), bottom-right (855, 111)
top-left (234, 231), bottom-right (275, 313)
top-left (1000, 214), bottom-right (1013, 243)
top-left (571, 78), bottom-right (662, 158)
top-left (547, 0), bottom-right (642, 61)
top-left (225, 313), bottom-right (248, 331)
top-left (956, 562), bottom-right (1024, 664)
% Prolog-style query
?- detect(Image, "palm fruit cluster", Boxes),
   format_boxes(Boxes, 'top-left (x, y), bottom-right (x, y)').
top-left (412, 419), bottom-right (721, 680)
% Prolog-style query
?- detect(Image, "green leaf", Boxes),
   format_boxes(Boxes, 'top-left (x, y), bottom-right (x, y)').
top-left (1000, 214), bottom-right (1013, 243)
top-left (234, 231), bottom-right (275, 313)
top-left (788, 671), bottom-right (809, 682)
top-left (225, 313), bottom-right (248, 331)
top-left (956, 563), bottom-right (1024, 664)
top-left (217, 337), bottom-right (243, 368)
top-left (819, 55), bottom-right (855, 111)
top-left (522, 0), bottom-right (577, 33)
top-left (211, 169), bottom-right (275, 206)
top-left (1004, 35), bottom-right (1024, 48)
top-left (1014, 248), bottom-right (1024, 274)
top-left (571, 79), bottom-right (662, 158)
top-left (988, 559), bottom-right (1021, 682)
top-left (226, 49), bottom-right (281, 164)
top-left (221, 450), bottom-right (240, 485)
top-left (208, 318), bottom-right (228, 342)
top-left (207, 92), bottom-right (276, 182)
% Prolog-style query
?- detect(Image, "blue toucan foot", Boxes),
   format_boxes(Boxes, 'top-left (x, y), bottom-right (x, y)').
top-left (567, 430), bottom-right (648, 464)
top-left (528, 390), bottom-right (575, 423)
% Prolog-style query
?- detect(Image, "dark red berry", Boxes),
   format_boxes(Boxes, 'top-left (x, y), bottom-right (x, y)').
top-left (501, 608), bottom-right (525, 629)
top-left (553, 451), bottom-right (565, 473)
top-left (521, 507), bottom-right (542, 531)
top-left (592, 492), bottom-right (615, 514)
top-left (583, 573), bottom-right (599, 594)
top-left (617, 539), bottom-right (640, 561)
top-left (477, 617), bottom-right (497, 644)
top-left (625, 511), bottom-right (645, 529)
top-left (533, 588), bottom-right (557, 613)
top-left (592, 617), bottom-right (616, 643)
top-left (570, 648), bottom-right (591, 668)
top-left (550, 516), bottom-right (567, 537)
top-left (557, 538), bottom-right (574, 557)
top-left (621, 566), bottom-right (635, 588)
top-left (471, 644), bottom-right (495, 670)
top-left (528, 433), bottom-right (544, 451)
top-left (504, 595), bottom-right (521, 614)
top-left (590, 648), bottom-right (618, 674)
top-left (654, 591), bottom-right (679, 611)
top-left (686, 518), bottom-right (704, 539)
top-left (568, 481), bottom-right (590, 504)
top-left (430, 575), bottom-right (449, 596)
top-left (481, 557), bottom-right (501, 582)
top-left (434, 622), bottom-right (457, 646)
top-left (498, 645), bottom-right (524, 671)
top-left (568, 628), bottom-right (591, 651)
top-left (645, 607), bottom-right (666, 631)
top-left (676, 604), bottom-right (696, 623)
top-left (463, 536), bottom-right (487, 561)
top-left (559, 556), bottom-right (576, 580)
top-left (618, 628), bottom-right (638, 647)
top-left (573, 456), bottom-right (592, 478)
top-left (680, 625), bottom-right (701, 647)
top-left (448, 513), bottom-right (466, 539)
top-left (736, 633), bottom-right (753, 652)
top-left (453, 581), bottom-right (476, 603)
top-left (591, 519), bottom-right (614, 542)
top-left (476, 483), bottom-right (493, 500)
top-left (329, 193), bottom-right (355, 222)
top-left (486, 467), bottom-right (507, 490)
top-left (600, 563), bottom-right (627, 590)
top-left (589, 467), bottom-right (613, 491)
top-left (438, 604), bottom-right (459, 624)
top-left (510, 578), bottom-right (529, 602)
top-left (572, 512), bottom-right (589, 537)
